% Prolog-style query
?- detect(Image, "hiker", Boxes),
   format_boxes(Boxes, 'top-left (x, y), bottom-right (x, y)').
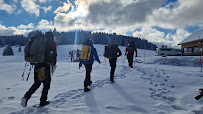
top-left (79, 39), bottom-right (101, 92)
top-left (125, 41), bottom-right (137, 68)
top-left (21, 31), bottom-right (57, 107)
top-left (104, 43), bottom-right (122, 82)
top-left (69, 49), bottom-right (75, 62)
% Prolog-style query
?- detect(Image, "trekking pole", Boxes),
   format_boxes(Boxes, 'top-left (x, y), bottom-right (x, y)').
top-left (22, 62), bottom-right (27, 80)
top-left (26, 65), bottom-right (33, 81)
top-left (123, 55), bottom-right (126, 63)
top-left (104, 56), bottom-right (107, 65)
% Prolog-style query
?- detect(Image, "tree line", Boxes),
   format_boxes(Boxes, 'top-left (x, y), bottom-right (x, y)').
top-left (0, 29), bottom-right (157, 50)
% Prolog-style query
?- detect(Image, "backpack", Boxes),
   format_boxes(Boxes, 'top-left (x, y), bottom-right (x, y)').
top-left (80, 40), bottom-right (93, 61)
top-left (24, 30), bottom-right (46, 63)
top-left (127, 41), bottom-right (135, 51)
top-left (104, 44), bottom-right (118, 59)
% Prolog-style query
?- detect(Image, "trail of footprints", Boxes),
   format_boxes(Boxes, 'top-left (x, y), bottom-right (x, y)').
top-left (0, 84), bottom-right (21, 104)
top-left (136, 67), bottom-right (176, 103)
top-left (46, 65), bottom-right (130, 108)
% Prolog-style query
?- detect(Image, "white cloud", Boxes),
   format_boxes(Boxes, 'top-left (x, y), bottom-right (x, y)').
top-left (21, 0), bottom-right (40, 17)
top-left (148, 0), bottom-right (203, 29)
top-left (21, 0), bottom-right (52, 16)
top-left (17, 23), bottom-right (34, 30)
top-left (0, 24), bottom-right (31, 36)
top-left (53, 0), bottom-right (163, 31)
top-left (42, 6), bottom-right (52, 13)
top-left (0, 0), bottom-right (16, 14)
top-left (37, 19), bottom-right (54, 30)
top-left (132, 26), bottom-right (191, 48)
top-left (38, 0), bottom-right (46, 3)
top-left (54, 0), bottom-right (72, 13)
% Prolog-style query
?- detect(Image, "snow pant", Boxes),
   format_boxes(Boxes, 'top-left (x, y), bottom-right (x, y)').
top-left (109, 58), bottom-right (117, 80)
top-left (84, 64), bottom-right (92, 88)
top-left (24, 64), bottom-right (51, 103)
top-left (127, 53), bottom-right (134, 68)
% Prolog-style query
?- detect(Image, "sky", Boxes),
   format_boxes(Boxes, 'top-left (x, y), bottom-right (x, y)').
top-left (0, 0), bottom-right (203, 48)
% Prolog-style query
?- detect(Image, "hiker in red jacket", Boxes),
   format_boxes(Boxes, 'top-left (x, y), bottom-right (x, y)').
top-left (125, 41), bottom-right (137, 68)
top-left (21, 31), bottom-right (57, 107)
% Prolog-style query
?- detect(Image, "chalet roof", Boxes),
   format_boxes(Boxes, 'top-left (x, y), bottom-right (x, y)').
top-left (179, 29), bottom-right (203, 45)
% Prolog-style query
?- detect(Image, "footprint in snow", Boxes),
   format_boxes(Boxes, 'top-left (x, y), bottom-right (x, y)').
top-left (8, 96), bottom-right (15, 100)
top-left (6, 88), bottom-right (11, 90)
top-left (150, 75), bottom-right (154, 77)
top-left (154, 84), bottom-right (158, 87)
top-left (171, 85), bottom-right (175, 88)
top-left (12, 84), bottom-right (20, 86)
top-left (160, 83), bottom-right (165, 86)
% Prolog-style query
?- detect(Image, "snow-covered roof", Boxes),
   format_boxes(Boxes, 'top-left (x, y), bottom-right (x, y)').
top-left (179, 29), bottom-right (203, 45)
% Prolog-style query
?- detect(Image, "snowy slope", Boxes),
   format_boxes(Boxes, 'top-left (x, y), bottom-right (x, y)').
top-left (0, 45), bottom-right (203, 114)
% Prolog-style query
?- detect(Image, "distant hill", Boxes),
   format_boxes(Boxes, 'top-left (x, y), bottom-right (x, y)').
top-left (0, 29), bottom-right (157, 50)
top-left (53, 29), bottom-right (157, 50)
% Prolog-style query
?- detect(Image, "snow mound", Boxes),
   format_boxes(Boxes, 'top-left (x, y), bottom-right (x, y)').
top-left (136, 56), bottom-right (202, 67)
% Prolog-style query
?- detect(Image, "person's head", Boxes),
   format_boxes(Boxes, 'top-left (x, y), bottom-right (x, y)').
top-left (45, 32), bottom-right (54, 42)
top-left (84, 39), bottom-right (94, 46)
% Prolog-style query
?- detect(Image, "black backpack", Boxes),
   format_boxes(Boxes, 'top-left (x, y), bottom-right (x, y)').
top-left (127, 41), bottom-right (135, 51)
top-left (104, 44), bottom-right (118, 59)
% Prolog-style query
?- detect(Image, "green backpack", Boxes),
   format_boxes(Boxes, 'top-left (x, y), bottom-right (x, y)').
top-left (24, 30), bottom-right (46, 63)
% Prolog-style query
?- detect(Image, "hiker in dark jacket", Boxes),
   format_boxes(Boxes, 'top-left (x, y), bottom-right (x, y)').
top-left (79, 39), bottom-right (101, 92)
top-left (125, 41), bottom-right (137, 68)
top-left (109, 44), bottom-right (122, 83)
top-left (21, 31), bottom-right (57, 107)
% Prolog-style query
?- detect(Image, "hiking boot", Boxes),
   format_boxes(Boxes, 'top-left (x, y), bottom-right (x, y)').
top-left (110, 79), bottom-right (115, 83)
top-left (40, 101), bottom-right (50, 107)
top-left (88, 81), bottom-right (92, 86)
top-left (21, 97), bottom-right (28, 107)
top-left (84, 87), bottom-right (90, 92)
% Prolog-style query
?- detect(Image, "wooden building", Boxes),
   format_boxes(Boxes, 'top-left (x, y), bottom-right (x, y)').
top-left (179, 29), bottom-right (203, 56)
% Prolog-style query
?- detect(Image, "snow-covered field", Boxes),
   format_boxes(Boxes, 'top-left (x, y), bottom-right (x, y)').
top-left (0, 44), bottom-right (203, 114)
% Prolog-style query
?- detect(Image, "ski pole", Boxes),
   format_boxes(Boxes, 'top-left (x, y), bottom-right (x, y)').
top-left (22, 62), bottom-right (27, 80)
top-left (123, 55), bottom-right (126, 63)
top-left (104, 56), bottom-right (107, 65)
top-left (26, 65), bottom-right (33, 81)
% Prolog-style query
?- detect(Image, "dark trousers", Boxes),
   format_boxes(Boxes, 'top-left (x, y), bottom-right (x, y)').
top-left (127, 53), bottom-right (134, 67)
top-left (84, 64), bottom-right (92, 88)
top-left (24, 65), bottom-right (51, 103)
top-left (109, 58), bottom-right (117, 80)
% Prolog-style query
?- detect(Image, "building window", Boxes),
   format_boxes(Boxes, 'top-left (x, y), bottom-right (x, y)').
top-left (194, 46), bottom-right (202, 52)
top-left (184, 47), bottom-right (192, 53)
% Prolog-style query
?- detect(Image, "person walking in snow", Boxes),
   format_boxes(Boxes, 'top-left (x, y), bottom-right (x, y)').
top-left (125, 41), bottom-right (137, 68)
top-left (109, 44), bottom-right (122, 83)
top-left (79, 39), bottom-right (101, 92)
top-left (104, 43), bottom-right (122, 83)
top-left (21, 31), bottom-right (57, 107)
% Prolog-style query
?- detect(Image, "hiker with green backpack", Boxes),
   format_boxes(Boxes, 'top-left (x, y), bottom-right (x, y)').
top-left (125, 41), bottom-right (137, 68)
top-left (79, 39), bottom-right (101, 92)
top-left (21, 31), bottom-right (57, 107)
top-left (104, 43), bottom-right (122, 83)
